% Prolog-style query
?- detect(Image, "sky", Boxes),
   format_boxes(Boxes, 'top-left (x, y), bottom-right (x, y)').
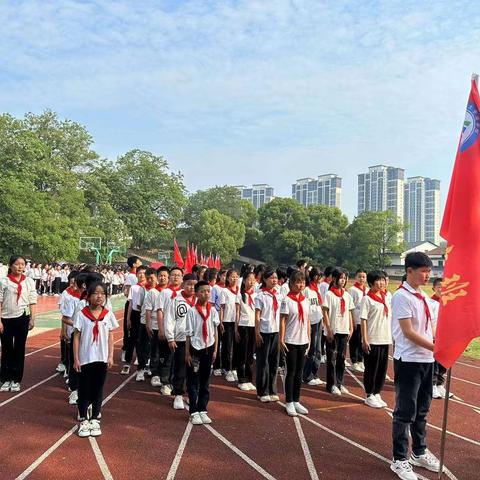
top-left (1, 0), bottom-right (479, 219)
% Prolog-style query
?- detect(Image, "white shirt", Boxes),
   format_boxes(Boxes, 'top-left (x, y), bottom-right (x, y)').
top-left (280, 283), bottom-right (290, 297)
top-left (304, 286), bottom-right (323, 325)
top-left (164, 293), bottom-right (196, 342)
top-left (124, 272), bottom-right (137, 287)
top-left (323, 290), bottom-right (354, 335)
top-left (128, 284), bottom-right (146, 312)
top-left (319, 281), bottom-right (330, 301)
top-left (254, 289), bottom-right (282, 333)
top-left (59, 289), bottom-right (81, 338)
top-left (360, 294), bottom-right (392, 345)
top-left (157, 287), bottom-right (182, 314)
top-left (141, 288), bottom-right (162, 328)
top-left (280, 295), bottom-right (310, 345)
top-left (185, 305), bottom-right (220, 350)
top-left (429, 297), bottom-right (440, 329)
top-left (0, 276), bottom-right (37, 318)
top-left (60, 270), bottom-right (69, 283)
top-left (391, 282), bottom-right (434, 363)
top-left (349, 285), bottom-right (369, 326)
top-left (220, 288), bottom-right (238, 323)
top-left (236, 291), bottom-right (256, 327)
top-left (73, 308), bottom-right (119, 366)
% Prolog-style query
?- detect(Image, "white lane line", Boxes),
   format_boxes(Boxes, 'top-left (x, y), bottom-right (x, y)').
top-left (456, 360), bottom-right (480, 370)
top-left (89, 437), bottom-right (114, 480)
top-left (0, 373), bottom-right (59, 408)
top-left (451, 376), bottom-right (480, 387)
top-left (293, 417), bottom-right (319, 480)
top-left (15, 372), bottom-right (136, 480)
top-left (25, 342), bottom-right (60, 357)
top-left (204, 425), bottom-right (277, 480)
top-left (166, 422), bottom-right (193, 480)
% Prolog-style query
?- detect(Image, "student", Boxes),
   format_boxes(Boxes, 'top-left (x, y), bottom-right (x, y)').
top-left (280, 270), bottom-right (311, 416)
top-left (254, 267), bottom-right (282, 402)
top-left (303, 267), bottom-right (324, 386)
top-left (276, 268), bottom-right (289, 297)
top-left (318, 266), bottom-right (333, 364)
top-left (322, 268), bottom-right (354, 395)
top-left (73, 282), bottom-right (118, 437)
top-left (220, 269), bottom-right (240, 382)
top-left (349, 269), bottom-right (368, 373)
top-left (0, 255), bottom-right (38, 392)
top-left (165, 273), bottom-right (198, 409)
top-left (360, 270), bottom-right (392, 409)
top-left (122, 256), bottom-right (142, 362)
top-left (253, 264), bottom-right (266, 293)
top-left (185, 281), bottom-right (219, 425)
top-left (208, 268), bottom-right (224, 376)
top-left (390, 252), bottom-right (440, 479)
top-left (235, 270), bottom-right (257, 391)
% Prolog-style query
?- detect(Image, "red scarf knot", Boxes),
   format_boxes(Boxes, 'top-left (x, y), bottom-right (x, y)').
top-left (7, 274), bottom-right (26, 304)
top-left (262, 288), bottom-right (278, 317)
top-left (81, 306), bottom-right (109, 344)
top-left (329, 287), bottom-right (346, 315)
top-left (195, 303), bottom-right (211, 345)
top-left (66, 286), bottom-right (81, 299)
top-left (354, 282), bottom-right (366, 296)
top-left (181, 291), bottom-right (196, 307)
top-left (287, 292), bottom-right (306, 323)
top-left (308, 282), bottom-right (323, 306)
top-left (367, 290), bottom-right (389, 316)
top-left (228, 286), bottom-right (239, 296)
top-left (244, 288), bottom-right (254, 308)
top-left (400, 286), bottom-right (432, 332)
top-left (431, 294), bottom-right (441, 303)
top-left (170, 286), bottom-right (182, 299)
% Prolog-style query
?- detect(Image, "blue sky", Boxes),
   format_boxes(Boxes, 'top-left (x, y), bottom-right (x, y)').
top-left (1, 0), bottom-right (479, 218)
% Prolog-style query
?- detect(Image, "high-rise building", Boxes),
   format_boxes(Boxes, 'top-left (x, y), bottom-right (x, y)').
top-left (291, 174), bottom-right (342, 208)
top-left (358, 165), bottom-right (405, 219)
top-left (404, 177), bottom-right (441, 245)
top-left (235, 184), bottom-right (274, 210)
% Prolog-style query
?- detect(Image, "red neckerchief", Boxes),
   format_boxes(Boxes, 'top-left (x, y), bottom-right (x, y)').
top-left (431, 294), bottom-right (441, 303)
top-left (155, 285), bottom-right (166, 292)
top-left (227, 286), bottom-right (239, 296)
top-left (308, 282), bottom-right (323, 306)
top-left (7, 274), bottom-right (26, 304)
top-left (217, 282), bottom-right (225, 288)
top-left (195, 303), bottom-right (211, 345)
top-left (287, 292), bottom-right (306, 323)
top-left (130, 268), bottom-right (137, 274)
top-left (400, 286), bottom-right (431, 332)
top-left (144, 284), bottom-right (154, 291)
top-left (66, 286), bottom-right (81, 299)
top-left (367, 290), bottom-right (389, 316)
top-left (262, 288), bottom-right (278, 317)
top-left (354, 282), bottom-right (366, 296)
top-left (396, 283), bottom-right (403, 291)
top-left (244, 288), bottom-right (254, 308)
top-left (170, 286), bottom-right (182, 299)
top-left (81, 306), bottom-right (109, 344)
top-left (209, 281), bottom-right (216, 288)
top-left (329, 287), bottom-right (346, 315)
top-left (181, 291), bottom-right (196, 307)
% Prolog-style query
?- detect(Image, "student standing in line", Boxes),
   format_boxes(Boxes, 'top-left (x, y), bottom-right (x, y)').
top-left (349, 269), bottom-right (368, 373)
top-left (318, 266), bottom-right (333, 364)
top-left (390, 252), bottom-right (440, 480)
top-left (322, 267), bottom-right (354, 396)
top-left (0, 255), bottom-right (38, 393)
top-left (73, 282), bottom-right (118, 438)
top-left (122, 256), bottom-right (142, 362)
top-left (280, 270), bottom-right (311, 416)
top-left (208, 268), bottom-right (223, 376)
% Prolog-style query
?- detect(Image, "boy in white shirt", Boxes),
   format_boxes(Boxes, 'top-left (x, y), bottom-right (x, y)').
top-left (122, 256), bottom-right (142, 362)
top-left (348, 269), bottom-right (368, 373)
top-left (318, 266), bottom-right (333, 364)
top-left (390, 252), bottom-right (440, 480)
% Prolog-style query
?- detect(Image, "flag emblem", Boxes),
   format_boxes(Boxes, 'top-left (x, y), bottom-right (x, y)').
top-left (460, 102), bottom-right (480, 152)
top-left (441, 274), bottom-right (470, 306)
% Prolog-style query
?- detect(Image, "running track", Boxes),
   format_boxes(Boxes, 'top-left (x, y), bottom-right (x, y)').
top-left (0, 303), bottom-right (479, 479)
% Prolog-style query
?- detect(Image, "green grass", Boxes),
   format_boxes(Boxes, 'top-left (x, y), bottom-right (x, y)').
top-left (463, 338), bottom-right (480, 360)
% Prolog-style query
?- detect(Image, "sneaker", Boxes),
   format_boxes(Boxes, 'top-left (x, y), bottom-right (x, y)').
top-left (352, 363), bottom-right (363, 373)
top-left (160, 384), bottom-right (172, 396)
top-left (269, 394), bottom-right (280, 401)
top-left (56, 363), bottom-right (66, 373)
top-left (232, 370), bottom-right (238, 381)
top-left (200, 411), bottom-right (212, 424)
top-left (121, 350), bottom-right (126, 363)
top-left (285, 402), bottom-right (298, 416)
top-left (307, 378), bottom-right (319, 386)
top-left (150, 376), bottom-right (161, 387)
top-left (390, 459), bottom-right (418, 480)
top-left (69, 390), bottom-right (78, 405)
top-left (339, 385), bottom-right (349, 394)
top-left (78, 420), bottom-right (91, 438)
top-left (89, 419), bottom-right (102, 437)
top-left (247, 383), bottom-right (257, 391)
top-left (432, 385), bottom-right (442, 399)
top-left (120, 365), bottom-right (130, 375)
top-left (136, 370), bottom-right (145, 382)
top-left (409, 450), bottom-right (441, 472)
top-left (63, 370), bottom-right (68, 378)
top-left (225, 371), bottom-right (235, 382)
top-left (134, 358), bottom-right (139, 366)
top-left (437, 385), bottom-right (453, 398)
top-left (345, 359), bottom-right (351, 367)
top-left (238, 383), bottom-right (250, 391)
top-left (10, 382), bottom-right (20, 392)
top-left (294, 402), bottom-right (309, 414)
top-left (359, 361), bottom-right (365, 372)
top-left (213, 369), bottom-right (222, 376)
top-left (173, 395), bottom-right (185, 410)
top-left (259, 395), bottom-right (271, 403)
top-left (365, 394), bottom-right (382, 408)
top-left (190, 412), bottom-right (203, 425)
top-left (145, 368), bottom-right (152, 377)
top-left (320, 355), bottom-right (326, 364)
top-left (330, 386), bottom-right (342, 396)
top-left (375, 394), bottom-right (388, 407)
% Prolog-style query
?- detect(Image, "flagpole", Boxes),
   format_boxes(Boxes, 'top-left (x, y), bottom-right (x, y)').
top-left (437, 367), bottom-right (452, 479)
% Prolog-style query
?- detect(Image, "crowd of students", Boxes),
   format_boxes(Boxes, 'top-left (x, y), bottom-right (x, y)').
top-left (0, 252), bottom-right (449, 480)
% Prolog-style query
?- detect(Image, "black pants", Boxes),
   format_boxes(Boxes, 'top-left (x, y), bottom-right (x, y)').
top-left (325, 333), bottom-right (348, 391)
top-left (237, 326), bottom-right (255, 384)
top-left (255, 332), bottom-right (279, 397)
top-left (78, 362), bottom-right (107, 420)
top-left (155, 337), bottom-right (172, 384)
top-left (221, 323), bottom-right (239, 372)
top-left (53, 277), bottom-right (61, 295)
top-left (125, 310), bottom-right (141, 364)
top-left (392, 359), bottom-right (433, 461)
top-left (68, 338), bottom-right (79, 391)
top-left (172, 341), bottom-right (186, 395)
top-left (187, 345), bottom-right (214, 414)
top-left (433, 361), bottom-right (447, 386)
top-left (349, 325), bottom-right (363, 364)
top-left (303, 323), bottom-right (321, 382)
top-left (0, 314), bottom-right (30, 383)
top-left (122, 300), bottom-right (130, 351)
top-left (60, 338), bottom-right (68, 366)
top-left (320, 332), bottom-right (326, 356)
top-left (136, 324), bottom-right (150, 370)
top-left (363, 344), bottom-right (389, 395)
top-left (285, 344), bottom-right (308, 402)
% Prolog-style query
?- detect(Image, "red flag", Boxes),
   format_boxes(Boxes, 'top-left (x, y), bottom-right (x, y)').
top-left (206, 254), bottom-right (213, 268)
top-left (173, 238), bottom-right (184, 268)
top-left (184, 241), bottom-right (192, 273)
top-left (193, 244), bottom-right (199, 265)
top-left (215, 255), bottom-right (221, 270)
top-left (434, 76), bottom-right (480, 368)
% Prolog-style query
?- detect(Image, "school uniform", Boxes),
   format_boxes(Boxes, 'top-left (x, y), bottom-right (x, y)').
top-left (280, 294), bottom-right (310, 403)
top-left (122, 271), bottom-right (138, 352)
top-left (323, 288), bottom-right (354, 391)
top-left (303, 284), bottom-right (323, 382)
top-left (360, 291), bottom-right (392, 395)
top-left (255, 288), bottom-right (282, 397)
top-left (0, 275), bottom-right (37, 384)
top-left (126, 284), bottom-right (145, 365)
top-left (73, 307), bottom-right (118, 420)
top-left (318, 281), bottom-right (331, 356)
top-left (235, 289), bottom-right (256, 384)
top-left (60, 269), bottom-right (69, 293)
top-left (348, 283), bottom-right (369, 365)
top-left (210, 283), bottom-right (224, 371)
top-left (391, 282), bottom-right (434, 461)
top-left (220, 286), bottom-right (240, 373)
top-left (53, 269), bottom-right (62, 295)
top-left (185, 304), bottom-right (219, 414)
top-left (429, 296), bottom-right (446, 387)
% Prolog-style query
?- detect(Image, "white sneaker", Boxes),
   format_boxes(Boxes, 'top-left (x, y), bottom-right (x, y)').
top-left (69, 390), bottom-right (78, 405)
top-left (89, 419), bottom-right (102, 437)
top-left (437, 385), bottom-right (453, 398)
top-left (173, 395), bottom-right (185, 410)
top-left (409, 450), bottom-right (441, 472)
top-left (145, 369), bottom-right (152, 377)
top-left (135, 370), bottom-right (145, 382)
top-left (269, 394), bottom-right (280, 401)
top-left (247, 383), bottom-right (256, 391)
top-left (200, 411), bottom-right (212, 424)
top-left (432, 385), bottom-right (442, 399)
top-left (365, 394), bottom-right (382, 408)
top-left (120, 365), bottom-right (130, 375)
top-left (259, 395), bottom-right (271, 402)
top-left (10, 382), bottom-right (20, 392)
top-left (121, 350), bottom-right (126, 362)
top-left (150, 376), bottom-right (161, 387)
top-left (359, 361), bottom-right (365, 372)
top-left (225, 371), bottom-right (235, 382)
top-left (307, 378), bottom-right (319, 386)
top-left (375, 394), bottom-right (388, 407)
top-left (78, 420), bottom-right (91, 438)
top-left (345, 359), bottom-right (351, 367)
top-left (56, 363), bottom-right (66, 373)
top-left (232, 370), bottom-right (238, 381)
top-left (213, 369), bottom-right (222, 376)
top-left (294, 402), bottom-right (309, 414)
top-left (285, 402), bottom-right (298, 416)
top-left (339, 385), bottom-right (349, 394)
top-left (320, 355), bottom-right (326, 364)
top-left (390, 459), bottom-right (418, 480)
top-left (160, 384), bottom-right (172, 396)
top-left (331, 386), bottom-right (342, 396)
top-left (63, 370), bottom-right (68, 378)
top-left (190, 412), bottom-right (203, 425)
top-left (134, 358), bottom-right (139, 366)
top-left (238, 383), bottom-right (250, 391)
top-left (352, 363), bottom-right (363, 373)
top-left (0, 381), bottom-right (12, 392)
